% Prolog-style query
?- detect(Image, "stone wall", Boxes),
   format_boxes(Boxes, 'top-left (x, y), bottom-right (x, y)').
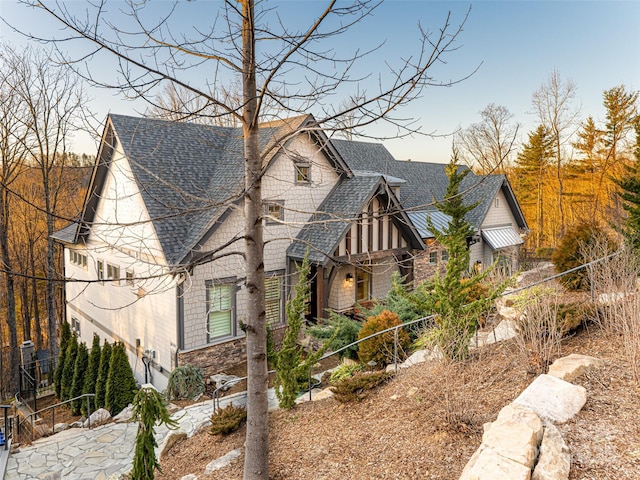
top-left (413, 243), bottom-right (447, 286)
top-left (177, 324), bottom-right (287, 377)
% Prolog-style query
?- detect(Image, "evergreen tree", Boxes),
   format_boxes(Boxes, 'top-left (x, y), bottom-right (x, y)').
top-left (94, 340), bottom-right (112, 409)
top-left (130, 386), bottom-right (178, 480)
top-left (82, 334), bottom-right (102, 416)
top-left (516, 124), bottom-right (555, 250)
top-left (617, 118), bottom-right (640, 249)
top-left (105, 342), bottom-right (138, 416)
top-left (70, 342), bottom-right (89, 415)
top-left (422, 151), bottom-right (510, 360)
top-left (54, 320), bottom-right (71, 399)
top-left (60, 333), bottom-right (78, 401)
top-left (267, 253), bottom-right (334, 409)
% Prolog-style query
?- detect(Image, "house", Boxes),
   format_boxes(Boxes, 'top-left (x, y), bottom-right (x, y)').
top-left (53, 114), bottom-right (527, 391)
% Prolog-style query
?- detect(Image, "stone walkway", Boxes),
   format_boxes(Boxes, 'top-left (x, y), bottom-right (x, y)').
top-left (5, 389), bottom-right (279, 480)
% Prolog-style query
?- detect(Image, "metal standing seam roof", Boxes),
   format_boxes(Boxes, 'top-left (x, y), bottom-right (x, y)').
top-left (481, 226), bottom-right (524, 250)
top-left (406, 211), bottom-right (453, 239)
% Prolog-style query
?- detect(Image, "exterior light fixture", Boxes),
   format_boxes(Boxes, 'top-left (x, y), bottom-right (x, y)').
top-left (344, 272), bottom-right (354, 287)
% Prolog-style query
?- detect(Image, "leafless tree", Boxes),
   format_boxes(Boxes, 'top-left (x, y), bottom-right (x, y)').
top-left (531, 69), bottom-right (580, 239)
top-left (17, 1), bottom-right (474, 476)
top-left (454, 103), bottom-right (519, 174)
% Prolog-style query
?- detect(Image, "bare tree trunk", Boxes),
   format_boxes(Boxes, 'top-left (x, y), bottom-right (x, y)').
top-left (0, 191), bottom-right (21, 394)
top-left (241, 1), bottom-right (269, 478)
top-left (30, 240), bottom-right (43, 349)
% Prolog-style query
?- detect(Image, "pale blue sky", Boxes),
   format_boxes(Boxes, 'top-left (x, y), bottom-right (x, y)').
top-left (1, 0), bottom-right (638, 163)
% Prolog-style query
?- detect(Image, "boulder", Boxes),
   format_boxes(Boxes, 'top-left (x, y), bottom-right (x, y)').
top-left (204, 448), bottom-right (242, 474)
top-left (159, 430), bottom-right (187, 460)
top-left (402, 349), bottom-right (430, 367)
top-left (52, 423), bottom-right (69, 433)
top-left (312, 388), bottom-right (334, 402)
top-left (180, 475), bottom-right (198, 480)
top-left (482, 404), bottom-right (543, 469)
top-left (547, 354), bottom-right (604, 383)
top-left (459, 446), bottom-right (532, 480)
top-left (210, 374), bottom-right (241, 392)
top-left (514, 374), bottom-right (587, 424)
top-left (113, 404), bottom-right (135, 423)
top-left (532, 424), bottom-right (571, 480)
top-left (83, 408), bottom-right (111, 428)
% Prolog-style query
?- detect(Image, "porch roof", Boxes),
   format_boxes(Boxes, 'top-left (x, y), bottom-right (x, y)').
top-left (481, 226), bottom-right (524, 250)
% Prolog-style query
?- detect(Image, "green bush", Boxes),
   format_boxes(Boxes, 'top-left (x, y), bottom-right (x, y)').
top-left (552, 221), bottom-right (617, 291)
top-left (329, 362), bottom-right (364, 384)
top-left (330, 371), bottom-right (393, 403)
top-left (54, 321), bottom-right (71, 400)
top-left (210, 404), bottom-right (247, 435)
top-left (60, 333), bottom-right (79, 401)
top-left (105, 342), bottom-right (138, 416)
top-left (70, 342), bottom-right (89, 415)
top-left (82, 335), bottom-right (102, 416)
top-left (357, 310), bottom-right (410, 366)
top-left (307, 312), bottom-right (362, 360)
top-left (165, 364), bottom-right (205, 401)
top-left (360, 272), bottom-right (425, 324)
top-left (94, 340), bottom-right (112, 409)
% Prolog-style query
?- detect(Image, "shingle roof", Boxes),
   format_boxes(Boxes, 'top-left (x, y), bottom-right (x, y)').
top-left (51, 221), bottom-right (79, 244)
top-left (286, 175), bottom-right (383, 264)
top-left (93, 114), bottom-right (310, 265)
top-left (332, 139), bottom-right (521, 230)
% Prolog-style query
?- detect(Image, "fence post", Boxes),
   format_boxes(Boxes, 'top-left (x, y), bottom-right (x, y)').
top-left (394, 328), bottom-right (399, 375)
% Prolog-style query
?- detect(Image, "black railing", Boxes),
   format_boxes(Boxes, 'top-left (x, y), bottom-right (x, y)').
top-left (0, 405), bottom-right (13, 450)
top-left (17, 393), bottom-right (96, 443)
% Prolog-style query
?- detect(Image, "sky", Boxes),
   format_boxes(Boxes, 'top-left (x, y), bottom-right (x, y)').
top-left (1, 0), bottom-right (639, 163)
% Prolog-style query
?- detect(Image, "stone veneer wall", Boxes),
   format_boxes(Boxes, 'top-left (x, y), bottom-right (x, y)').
top-left (177, 324), bottom-right (287, 377)
top-left (413, 245), bottom-right (447, 287)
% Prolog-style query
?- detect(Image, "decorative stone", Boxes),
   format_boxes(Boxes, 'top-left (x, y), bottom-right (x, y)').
top-left (180, 475), bottom-right (198, 480)
top-left (547, 354), bottom-right (604, 383)
top-left (113, 404), bottom-right (135, 423)
top-left (482, 403), bottom-right (543, 469)
top-left (166, 403), bottom-right (181, 415)
top-left (459, 446), bottom-right (532, 480)
top-left (83, 408), bottom-right (112, 428)
top-left (312, 388), bottom-right (334, 402)
top-left (532, 424), bottom-right (571, 480)
top-left (52, 423), bottom-right (69, 433)
top-left (514, 374), bottom-right (587, 424)
top-left (490, 319), bottom-right (518, 343)
top-left (158, 430), bottom-right (187, 460)
top-left (210, 374), bottom-right (241, 392)
top-left (204, 448), bottom-right (242, 474)
top-left (402, 349), bottom-right (430, 367)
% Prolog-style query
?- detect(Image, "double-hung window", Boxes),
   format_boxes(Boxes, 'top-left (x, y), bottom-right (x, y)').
top-left (96, 260), bottom-right (104, 281)
top-left (356, 267), bottom-right (371, 303)
top-left (207, 283), bottom-right (234, 340)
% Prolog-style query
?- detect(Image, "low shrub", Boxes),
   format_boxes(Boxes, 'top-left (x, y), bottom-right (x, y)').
top-left (329, 362), bottom-right (364, 384)
top-left (307, 312), bottom-right (362, 360)
top-left (357, 310), bottom-right (410, 366)
top-left (331, 371), bottom-right (393, 403)
top-left (210, 404), bottom-right (247, 435)
top-left (165, 364), bottom-right (205, 401)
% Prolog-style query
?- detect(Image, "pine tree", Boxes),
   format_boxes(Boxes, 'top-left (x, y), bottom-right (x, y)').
top-left (267, 253), bottom-right (333, 409)
top-left (70, 342), bottom-right (89, 415)
top-left (60, 333), bottom-right (78, 401)
top-left (105, 342), bottom-right (138, 416)
top-left (130, 386), bottom-right (178, 480)
top-left (516, 124), bottom-right (555, 250)
top-left (616, 118), bottom-right (640, 249)
top-left (54, 320), bottom-right (71, 399)
top-left (94, 340), bottom-right (112, 409)
top-left (82, 334), bottom-right (102, 416)
top-left (423, 151), bottom-right (510, 360)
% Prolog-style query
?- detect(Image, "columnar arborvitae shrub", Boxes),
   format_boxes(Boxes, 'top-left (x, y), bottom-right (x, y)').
top-left (105, 342), bottom-right (138, 416)
top-left (54, 321), bottom-right (71, 399)
top-left (70, 342), bottom-right (89, 415)
top-left (94, 340), bottom-right (112, 409)
top-left (357, 310), bottom-right (410, 366)
top-left (60, 333), bottom-right (79, 401)
top-left (130, 386), bottom-right (178, 480)
top-left (268, 253), bottom-right (334, 409)
top-left (82, 334), bottom-right (102, 416)
top-left (165, 364), bottom-right (204, 401)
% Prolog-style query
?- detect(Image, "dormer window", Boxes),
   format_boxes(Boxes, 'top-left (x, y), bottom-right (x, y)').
top-left (295, 162), bottom-right (311, 184)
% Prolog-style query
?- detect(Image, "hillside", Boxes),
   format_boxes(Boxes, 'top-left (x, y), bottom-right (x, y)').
top-left (158, 323), bottom-right (640, 479)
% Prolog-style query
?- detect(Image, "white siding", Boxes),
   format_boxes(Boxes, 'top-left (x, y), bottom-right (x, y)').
top-left (66, 144), bottom-right (177, 391)
top-left (481, 189), bottom-right (518, 230)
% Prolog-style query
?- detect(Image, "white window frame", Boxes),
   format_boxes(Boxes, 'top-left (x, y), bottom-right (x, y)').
top-left (70, 250), bottom-right (88, 269)
top-left (294, 162), bottom-right (311, 184)
top-left (96, 260), bottom-right (104, 281)
top-left (206, 280), bottom-right (236, 342)
top-left (107, 263), bottom-right (120, 284)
